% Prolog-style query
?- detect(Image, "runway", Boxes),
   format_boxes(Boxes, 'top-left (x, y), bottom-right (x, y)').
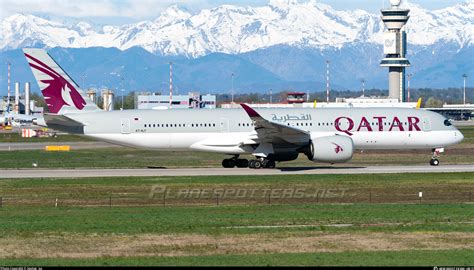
top-left (1, 164), bottom-right (474, 179)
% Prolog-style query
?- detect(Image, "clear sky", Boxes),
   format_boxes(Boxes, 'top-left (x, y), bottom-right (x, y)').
top-left (0, 0), bottom-right (468, 24)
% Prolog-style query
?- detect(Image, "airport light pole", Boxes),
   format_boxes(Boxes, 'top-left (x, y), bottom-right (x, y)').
top-left (361, 79), bottom-right (366, 97)
top-left (231, 73), bottom-right (235, 104)
top-left (120, 76), bottom-right (124, 110)
top-left (7, 62), bottom-right (11, 109)
top-left (269, 88), bottom-right (273, 104)
top-left (326, 60), bottom-right (330, 103)
top-left (407, 73), bottom-right (413, 103)
top-left (463, 74), bottom-right (468, 105)
top-left (169, 62), bottom-right (173, 109)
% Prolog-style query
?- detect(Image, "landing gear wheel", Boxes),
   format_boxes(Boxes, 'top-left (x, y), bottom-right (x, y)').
top-left (222, 159), bottom-right (236, 168)
top-left (236, 159), bottom-right (249, 168)
top-left (430, 148), bottom-right (443, 167)
top-left (253, 160), bottom-right (262, 169)
top-left (265, 160), bottom-right (276, 169)
top-left (249, 160), bottom-right (256, 169)
top-left (430, 158), bottom-right (440, 166)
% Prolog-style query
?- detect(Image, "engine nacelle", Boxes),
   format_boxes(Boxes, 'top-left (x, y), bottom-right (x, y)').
top-left (307, 135), bottom-right (354, 163)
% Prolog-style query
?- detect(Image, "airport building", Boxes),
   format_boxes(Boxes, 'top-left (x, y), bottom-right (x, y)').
top-left (1, 82), bottom-right (43, 115)
top-left (221, 92), bottom-right (419, 109)
top-left (135, 92), bottom-right (216, 110)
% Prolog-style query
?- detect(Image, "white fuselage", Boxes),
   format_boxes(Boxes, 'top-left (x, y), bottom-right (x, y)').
top-left (63, 107), bottom-right (463, 156)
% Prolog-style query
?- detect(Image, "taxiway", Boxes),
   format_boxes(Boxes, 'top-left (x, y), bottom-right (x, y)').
top-left (1, 164), bottom-right (473, 179)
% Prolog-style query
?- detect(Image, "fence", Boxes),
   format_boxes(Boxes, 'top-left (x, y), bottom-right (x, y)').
top-left (0, 189), bottom-right (472, 208)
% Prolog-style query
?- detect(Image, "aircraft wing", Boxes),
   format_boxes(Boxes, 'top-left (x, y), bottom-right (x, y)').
top-left (240, 103), bottom-right (310, 144)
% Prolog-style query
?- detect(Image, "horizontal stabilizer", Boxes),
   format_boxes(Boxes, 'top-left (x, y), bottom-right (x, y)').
top-left (44, 114), bottom-right (85, 134)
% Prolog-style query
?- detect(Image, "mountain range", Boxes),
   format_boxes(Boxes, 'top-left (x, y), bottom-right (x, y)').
top-left (0, 0), bottom-right (473, 94)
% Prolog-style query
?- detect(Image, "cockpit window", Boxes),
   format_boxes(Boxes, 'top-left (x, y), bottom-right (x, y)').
top-left (444, 119), bottom-right (452, 126)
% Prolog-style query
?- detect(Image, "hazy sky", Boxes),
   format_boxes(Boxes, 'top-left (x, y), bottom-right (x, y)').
top-left (0, 0), bottom-right (468, 24)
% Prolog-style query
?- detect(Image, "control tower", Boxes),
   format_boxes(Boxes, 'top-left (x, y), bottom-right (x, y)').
top-left (380, 0), bottom-right (410, 102)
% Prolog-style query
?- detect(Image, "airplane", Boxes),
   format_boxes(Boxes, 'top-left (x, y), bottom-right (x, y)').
top-left (23, 48), bottom-right (464, 168)
top-left (0, 111), bottom-right (47, 128)
top-left (1, 97), bottom-right (47, 128)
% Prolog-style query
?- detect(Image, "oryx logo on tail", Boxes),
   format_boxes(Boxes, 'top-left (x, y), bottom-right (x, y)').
top-left (24, 53), bottom-right (86, 113)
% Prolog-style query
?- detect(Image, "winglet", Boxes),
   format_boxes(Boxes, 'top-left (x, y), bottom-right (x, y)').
top-left (240, 103), bottom-right (261, 118)
top-left (416, 97), bottom-right (422, 109)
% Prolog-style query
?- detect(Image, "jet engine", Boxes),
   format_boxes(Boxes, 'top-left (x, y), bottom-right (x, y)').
top-left (306, 135), bottom-right (354, 163)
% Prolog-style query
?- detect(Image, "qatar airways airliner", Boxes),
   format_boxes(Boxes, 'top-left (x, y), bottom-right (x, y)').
top-left (23, 48), bottom-right (463, 169)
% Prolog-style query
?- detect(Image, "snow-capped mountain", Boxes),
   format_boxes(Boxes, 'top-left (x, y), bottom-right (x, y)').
top-left (1, 0), bottom-right (473, 57)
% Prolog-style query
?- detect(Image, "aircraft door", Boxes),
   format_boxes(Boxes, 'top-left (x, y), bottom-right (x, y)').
top-left (220, 118), bottom-right (229, 132)
top-left (121, 119), bottom-right (131, 134)
top-left (422, 117), bottom-right (431, 131)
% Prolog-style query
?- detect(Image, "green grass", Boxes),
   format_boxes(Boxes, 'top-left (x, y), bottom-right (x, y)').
top-left (1, 173), bottom-right (474, 266)
top-left (0, 145), bottom-right (473, 169)
top-left (1, 173), bottom-right (474, 237)
top-left (459, 126), bottom-right (474, 144)
top-left (0, 148), bottom-right (226, 168)
top-left (1, 203), bottom-right (473, 237)
top-left (2, 249), bottom-right (473, 266)
top-left (1, 173), bottom-right (473, 204)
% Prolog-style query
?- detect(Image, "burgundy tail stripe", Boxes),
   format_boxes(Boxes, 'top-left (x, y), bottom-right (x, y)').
top-left (25, 53), bottom-right (62, 79)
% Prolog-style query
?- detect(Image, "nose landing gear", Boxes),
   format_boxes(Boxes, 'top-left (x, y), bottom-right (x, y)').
top-left (429, 148), bottom-right (444, 166)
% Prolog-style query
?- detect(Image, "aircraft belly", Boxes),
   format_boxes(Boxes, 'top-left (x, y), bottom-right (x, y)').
top-left (190, 132), bottom-right (254, 154)
top-left (87, 132), bottom-right (254, 153)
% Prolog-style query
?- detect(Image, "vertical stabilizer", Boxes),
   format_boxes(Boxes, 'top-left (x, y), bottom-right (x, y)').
top-left (23, 48), bottom-right (99, 115)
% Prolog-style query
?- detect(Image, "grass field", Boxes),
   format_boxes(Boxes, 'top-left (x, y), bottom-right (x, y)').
top-left (1, 173), bottom-right (474, 266)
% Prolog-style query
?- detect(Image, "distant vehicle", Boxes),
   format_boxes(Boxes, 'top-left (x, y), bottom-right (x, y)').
top-left (23, 48), bottom-right (463, 168)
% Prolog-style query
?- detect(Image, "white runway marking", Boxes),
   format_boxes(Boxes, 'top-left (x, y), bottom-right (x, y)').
top-left (0, 165), bottom-right (474, 179)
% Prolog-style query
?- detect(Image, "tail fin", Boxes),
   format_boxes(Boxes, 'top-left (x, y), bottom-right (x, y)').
top-left (23, 48), bottom-right (99, 115)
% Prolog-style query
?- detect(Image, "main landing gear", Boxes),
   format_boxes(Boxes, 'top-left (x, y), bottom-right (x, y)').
top-left (222, 156), bottom-right (276, 169)
top-left (429, 148), bottom-right (444, 166)
top-left (222, 157), bottom-right (249, 168)
top-left (249, 158), bottom-right (276, 169)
